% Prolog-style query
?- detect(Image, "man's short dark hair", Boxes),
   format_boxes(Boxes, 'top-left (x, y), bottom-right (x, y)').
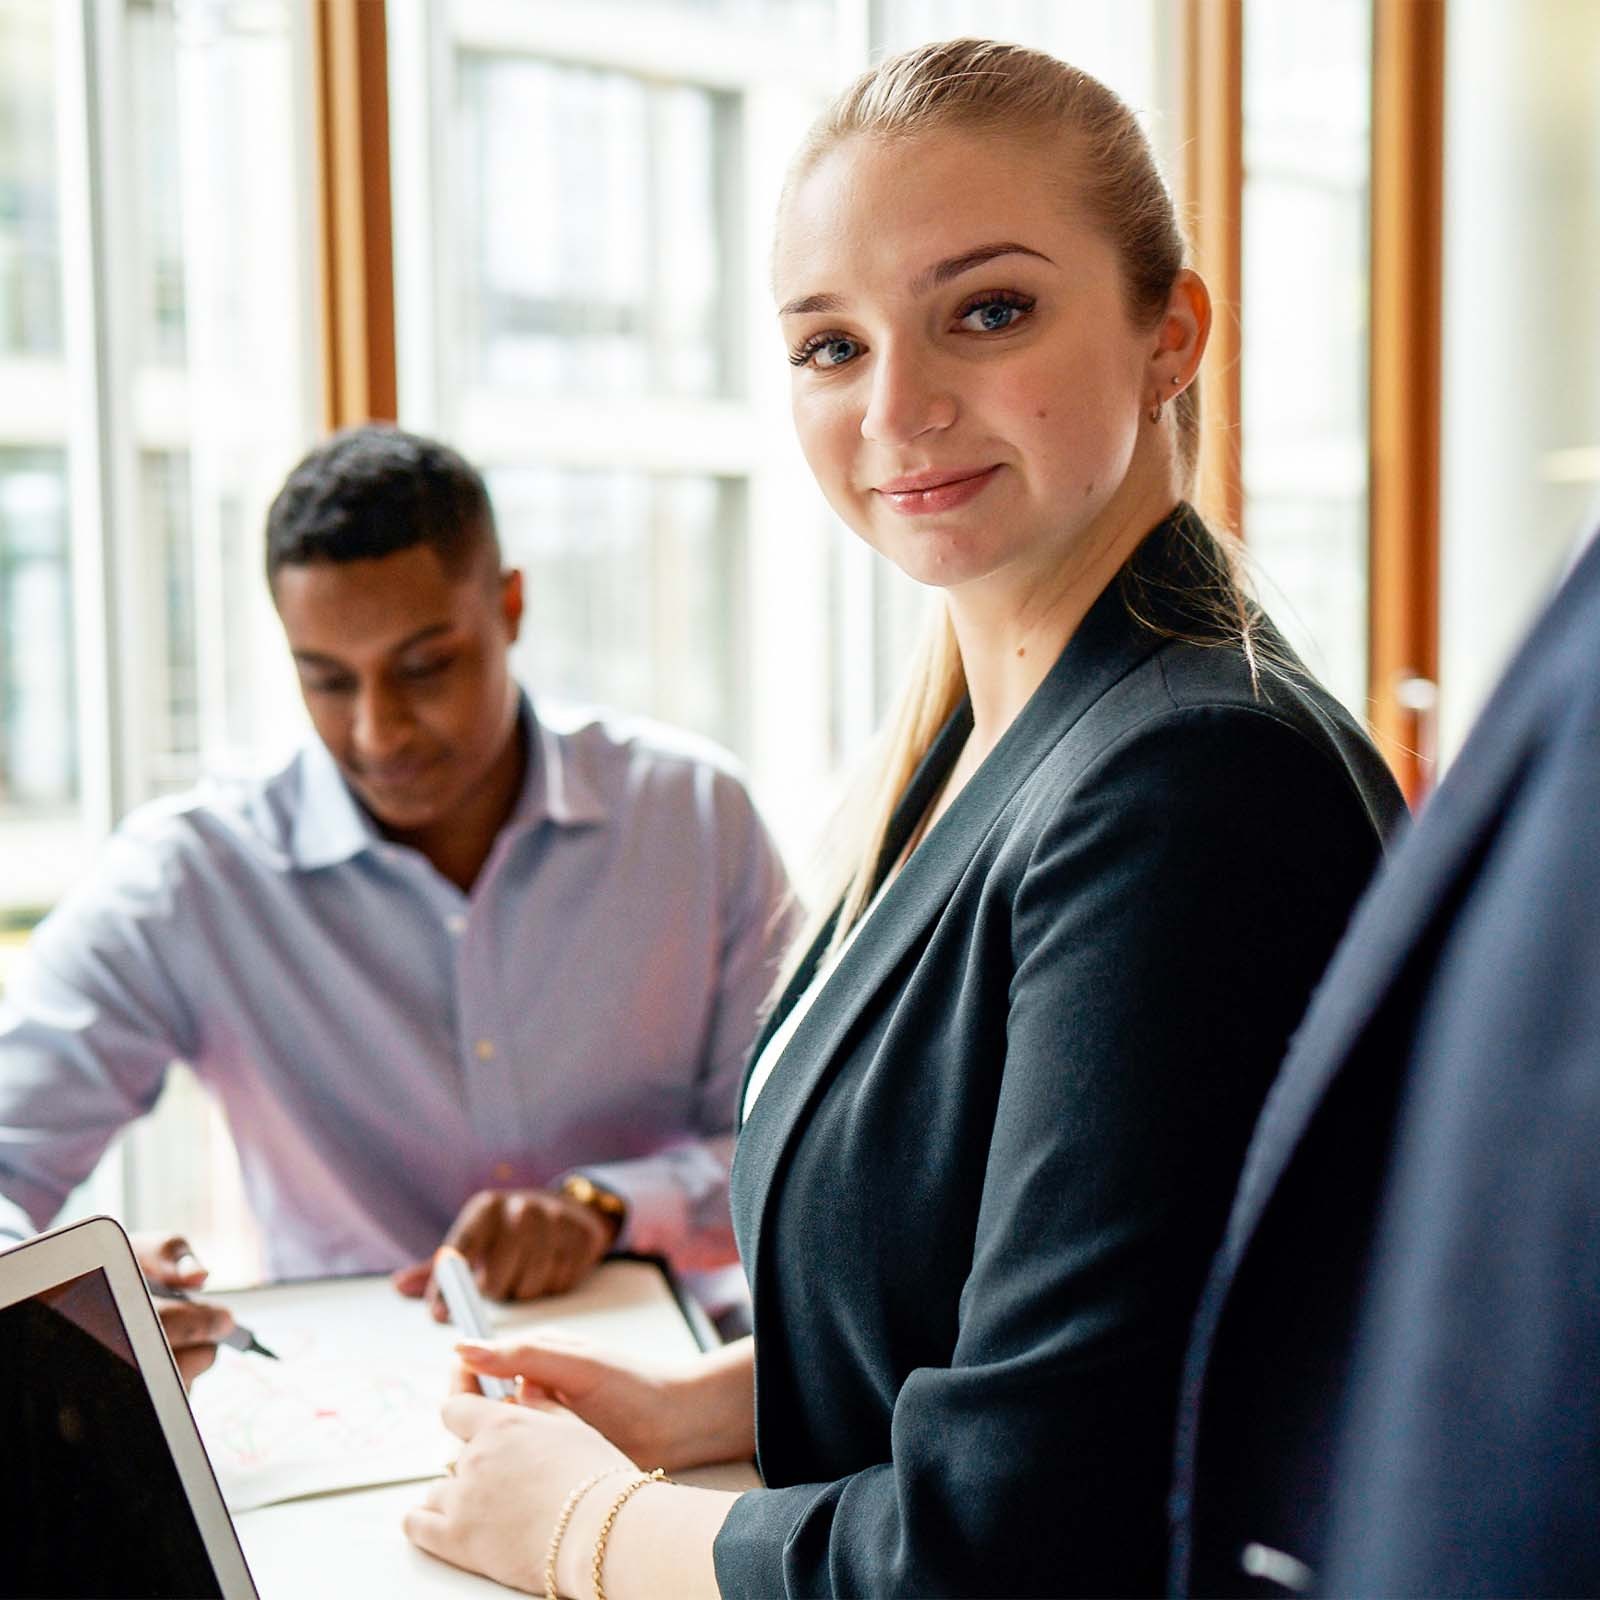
top-left (265, 425), bottom-right (500, 588)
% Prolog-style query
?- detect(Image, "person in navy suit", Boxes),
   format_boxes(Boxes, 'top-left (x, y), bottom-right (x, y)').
top-left (1172, 524), bottom-right (1600, 1598)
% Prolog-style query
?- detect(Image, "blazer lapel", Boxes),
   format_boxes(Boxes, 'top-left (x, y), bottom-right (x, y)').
top-left (733, 534), bottom-right (1179, 1286)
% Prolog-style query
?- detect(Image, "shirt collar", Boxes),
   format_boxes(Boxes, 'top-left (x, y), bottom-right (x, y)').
top-left (513, 697), bottom-right (609, 833)
top-left (289, 692), bottom-right (607, 872)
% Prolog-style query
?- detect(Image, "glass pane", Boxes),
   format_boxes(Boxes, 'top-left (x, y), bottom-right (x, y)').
top-left (138, 450), bottom-right (199, 792)
top-left (128, 0), bottom-right (186, 365)
top-left (0, 448), bottom-right (74, 812)
top-left (1242, 0), bottom-right (1372, 715)
top-left (455, 53), bottom-right (735, 399)
top-left (0, 0), bottom-right (61, 357)
top-left (490, 466), bottom-right (747, 753)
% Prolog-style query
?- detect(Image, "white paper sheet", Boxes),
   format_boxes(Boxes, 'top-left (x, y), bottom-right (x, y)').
top-left (190, 1259), bottom-right (752, 1512)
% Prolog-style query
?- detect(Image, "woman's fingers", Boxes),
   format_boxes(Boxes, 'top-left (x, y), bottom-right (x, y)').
top-left (441, 1392), bottom-right (509, 1441)
top-left (447, 1360), bottom-right (555, 1402)
top-left (455, 1336), bottom-right (605, 1395)
top-left (401, 1504), bottom-right (454, 1564)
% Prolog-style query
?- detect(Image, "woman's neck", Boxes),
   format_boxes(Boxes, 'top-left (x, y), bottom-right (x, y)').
top-left (948, 485), bottom-right (1178, 761)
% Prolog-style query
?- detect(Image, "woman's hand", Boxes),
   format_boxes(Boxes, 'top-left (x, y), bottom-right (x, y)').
top-left (403, 1394), bottom-right (633, 1594)
top-left (453, 1332), bottom-right (755, 1472)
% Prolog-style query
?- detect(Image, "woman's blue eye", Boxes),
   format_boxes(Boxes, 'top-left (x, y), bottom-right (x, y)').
top-left (957, 294), bottom-right (1035, 334)
top-left (793, 335), bottom-right (861, 370)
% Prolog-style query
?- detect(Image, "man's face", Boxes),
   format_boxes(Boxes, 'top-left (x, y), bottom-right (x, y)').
top-left (273, 543), bottom-right (523, 834)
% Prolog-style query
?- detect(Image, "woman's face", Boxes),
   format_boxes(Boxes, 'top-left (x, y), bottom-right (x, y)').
top-left (775, 130), bottom-right (1183, 598)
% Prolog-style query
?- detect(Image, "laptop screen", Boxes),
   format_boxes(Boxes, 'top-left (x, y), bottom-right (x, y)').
top-left (1, 1266), bottom-right (224, 1600)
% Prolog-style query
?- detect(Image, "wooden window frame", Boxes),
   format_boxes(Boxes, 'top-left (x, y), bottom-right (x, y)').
top-left (311, 0), bottom-right (397, 429)
top-left (1368, 0), bottom-right (1444, 804)
top-left (1178, 0), bottom-right (1244, 540)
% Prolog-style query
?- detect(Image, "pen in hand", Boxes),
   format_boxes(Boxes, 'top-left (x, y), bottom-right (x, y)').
top-left (146, 1279), bottom-right (280, 1361)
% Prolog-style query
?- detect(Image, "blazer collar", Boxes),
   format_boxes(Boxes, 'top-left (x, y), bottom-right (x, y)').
top-left (733, 505), bottom-right (1202, 1274)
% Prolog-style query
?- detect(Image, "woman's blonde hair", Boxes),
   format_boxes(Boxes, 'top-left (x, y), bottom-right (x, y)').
top-left (780, 38), bottom-right (1252, 980)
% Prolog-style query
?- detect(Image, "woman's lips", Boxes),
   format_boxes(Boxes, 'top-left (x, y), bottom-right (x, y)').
top-left (873, 465), bottom-right (1001, 516)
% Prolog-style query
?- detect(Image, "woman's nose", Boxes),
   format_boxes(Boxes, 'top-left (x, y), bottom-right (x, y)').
top-left (859, 344), bottom-right (957, 444)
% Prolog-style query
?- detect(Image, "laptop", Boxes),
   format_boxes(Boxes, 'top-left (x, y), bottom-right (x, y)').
top-left (0, 1214), bottom-right (259, 1599)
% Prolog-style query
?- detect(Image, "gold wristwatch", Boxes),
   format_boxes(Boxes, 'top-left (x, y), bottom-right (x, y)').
top-left (559, 1172), bottom-right (627, 1243)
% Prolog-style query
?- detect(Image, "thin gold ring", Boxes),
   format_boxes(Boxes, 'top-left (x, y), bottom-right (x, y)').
top-left (445, 1458), bottom-right (457, 1477)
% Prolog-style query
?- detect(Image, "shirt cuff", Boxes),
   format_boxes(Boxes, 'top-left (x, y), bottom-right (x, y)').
top-left (571, 1141), bottom-right (734, 1270)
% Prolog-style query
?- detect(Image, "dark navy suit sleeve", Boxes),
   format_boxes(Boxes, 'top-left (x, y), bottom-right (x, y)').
top-left (716, 706), bottom-right (1388, 1597)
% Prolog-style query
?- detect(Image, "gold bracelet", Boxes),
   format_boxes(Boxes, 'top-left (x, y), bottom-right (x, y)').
top-left (592, 1468), bottom-right (668, 1600)
top-left (543, 1469), bottom-right (613, 1600)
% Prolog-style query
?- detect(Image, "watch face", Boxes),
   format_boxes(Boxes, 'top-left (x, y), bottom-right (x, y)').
top-left (564, 1176), bottom-right (624, 1216)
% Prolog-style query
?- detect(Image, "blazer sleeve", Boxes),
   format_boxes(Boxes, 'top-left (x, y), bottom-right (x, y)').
top-left (715, 706), bottom-right (1388, 1598)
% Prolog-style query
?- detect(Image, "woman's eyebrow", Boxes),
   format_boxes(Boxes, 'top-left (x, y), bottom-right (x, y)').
top-left (912, 241), bottom-right (1055, 294)
top-left (779, 291), bottom-right (845, 318)
top-left (778, 241), bottom-right (1056, 318)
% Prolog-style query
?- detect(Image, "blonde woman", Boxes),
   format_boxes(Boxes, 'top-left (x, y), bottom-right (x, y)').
top-left (403, 40), bottom-right (1405, 1598)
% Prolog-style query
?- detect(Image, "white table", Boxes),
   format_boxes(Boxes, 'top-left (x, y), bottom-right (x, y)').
top-left (192, 1263), bottom-right (758, 1596)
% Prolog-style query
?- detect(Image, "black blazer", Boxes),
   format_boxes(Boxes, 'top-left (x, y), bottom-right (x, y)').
top-left (1171, 531), bottom-right (1600, 1599)
top-left (712, 510), bottom-right (1406, 1599)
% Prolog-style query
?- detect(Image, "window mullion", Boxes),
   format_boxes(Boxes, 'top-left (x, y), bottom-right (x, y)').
top-left (55, 0), bottom-right (136, 835)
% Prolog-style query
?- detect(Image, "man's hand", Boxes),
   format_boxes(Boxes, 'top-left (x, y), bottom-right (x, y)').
top-left (130, 1231), bottom-right (236, 1391)
top-left (392, 1188), bottom-right (617, 1318)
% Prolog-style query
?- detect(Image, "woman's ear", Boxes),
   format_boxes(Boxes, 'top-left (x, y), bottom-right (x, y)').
top-left (1152, 268), bottom-right (1211, 396)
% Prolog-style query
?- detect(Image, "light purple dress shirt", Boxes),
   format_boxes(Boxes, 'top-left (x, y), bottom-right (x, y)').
top-left (0, 699), bottom-right (794, 1281)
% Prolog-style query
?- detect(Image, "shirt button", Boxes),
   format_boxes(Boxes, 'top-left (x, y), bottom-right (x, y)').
top-left (474, 1039), bottom-right (496, 1062)
top-left (492, 1162), bottom-right (513, 1182)
top-left (446, 914), bottom-right (467, 935)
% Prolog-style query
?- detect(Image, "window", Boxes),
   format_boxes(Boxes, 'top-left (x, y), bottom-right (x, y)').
top-left (456, 57), bottom-right (739, 401)
top-left (1241, 0), bottom-right (1372, 716)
